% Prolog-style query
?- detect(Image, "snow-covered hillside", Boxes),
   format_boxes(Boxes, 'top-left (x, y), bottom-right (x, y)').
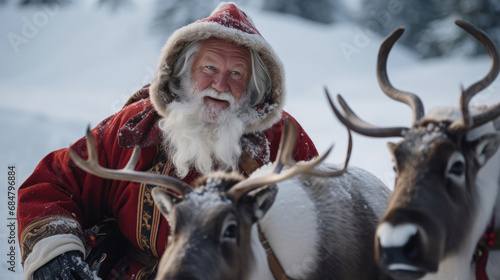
top-left (1, 1), bottom-right (498, 278)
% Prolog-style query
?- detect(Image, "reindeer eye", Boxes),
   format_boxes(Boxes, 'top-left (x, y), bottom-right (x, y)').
top-left (223, 224), bottom-right (238, 239)
top-left (446, 152), bottom-right (466, 179)
top-left (446, 152), bottom-right (466, 187)
top-left (449, 161), bottom-right (465, 176)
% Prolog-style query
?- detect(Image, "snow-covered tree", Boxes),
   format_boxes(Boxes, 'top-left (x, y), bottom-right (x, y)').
top-left (18, 0), bottom-right (132, 11)
top-left (359, 0), bottom-right (500, 58)
top-left (262, 0), bottom-right (341, 23)
top-left (19, 0), bottom-right (68, 5)
top-left (97, 0), bottom-right (133, 11)
top-left (152, 0), bottom-right (238, 36)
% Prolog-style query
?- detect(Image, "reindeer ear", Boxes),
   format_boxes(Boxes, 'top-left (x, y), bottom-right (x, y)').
top-left (387, 142), bottom-right (397, 153)
top-left (151, 187), bottom-right (183, 217)
top-left (471, 133), bottom-right (500, 167)
top-left (245, 185), bottom-right (278, 222)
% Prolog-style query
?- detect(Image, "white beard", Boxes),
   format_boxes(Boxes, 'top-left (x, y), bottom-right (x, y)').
top-left (159, 83), bottom-right (250, 178)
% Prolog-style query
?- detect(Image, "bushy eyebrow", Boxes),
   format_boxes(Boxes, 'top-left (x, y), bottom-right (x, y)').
top-left (231, 62), bottom-right (248, 70)
top-left (201, 54), bottom-right (249, 72)
top-left (203, 55), bottom-right (218, 64)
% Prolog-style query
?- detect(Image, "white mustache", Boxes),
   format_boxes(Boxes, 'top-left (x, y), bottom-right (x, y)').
top-left (200, 88), bottom-right (236, 107)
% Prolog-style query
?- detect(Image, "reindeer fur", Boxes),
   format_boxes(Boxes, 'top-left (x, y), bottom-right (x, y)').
top-left (153, 163), bottom-right (392, 280)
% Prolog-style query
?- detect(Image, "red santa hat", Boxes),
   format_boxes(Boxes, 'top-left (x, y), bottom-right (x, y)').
top-left (150, 2), bottom-right (285, 133)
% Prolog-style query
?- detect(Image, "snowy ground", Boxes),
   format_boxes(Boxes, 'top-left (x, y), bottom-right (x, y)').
top-left (1, 1), bottom-right (499, 278)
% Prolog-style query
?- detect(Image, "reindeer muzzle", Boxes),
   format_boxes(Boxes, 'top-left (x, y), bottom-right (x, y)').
top-left (375, 210), bottom-right (444, 279)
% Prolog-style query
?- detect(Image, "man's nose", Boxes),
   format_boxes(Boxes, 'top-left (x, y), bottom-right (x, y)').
top-left (211, 73), bottom-right (229, 93)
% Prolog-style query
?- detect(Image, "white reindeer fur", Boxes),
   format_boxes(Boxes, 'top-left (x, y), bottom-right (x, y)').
top-left (246, 164), bottom-right (320, 280)
top-left (469, 122), bottom-right (500, 279)
top-left (414, 107), bottom-right (500, 279)
top-left (244, 161), bottom-right (391, 279)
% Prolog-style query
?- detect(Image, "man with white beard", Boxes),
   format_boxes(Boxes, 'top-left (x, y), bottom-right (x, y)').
top-left (160, 38), bottom-right (259, 179)
top-left (18, 3), bottom-right (319, 280)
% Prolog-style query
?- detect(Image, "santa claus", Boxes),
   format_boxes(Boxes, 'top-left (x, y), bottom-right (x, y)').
top-left (18, 2), bottom-right (318, 279)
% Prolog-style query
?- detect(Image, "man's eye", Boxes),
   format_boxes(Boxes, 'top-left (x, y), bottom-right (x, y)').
top-left (205, 66), bottom-right (216, 70)
top-left (230, 71), bottom-right (241, 75)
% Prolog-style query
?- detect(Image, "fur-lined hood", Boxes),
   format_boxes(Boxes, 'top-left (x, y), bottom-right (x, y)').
top-left (149, 2), bottom-right (285, 134)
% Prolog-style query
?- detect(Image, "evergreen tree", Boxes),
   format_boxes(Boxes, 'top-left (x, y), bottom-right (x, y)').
top-left (19, 0), bottom-right (68, 5)
top-left (19, 0), bottom-right (132, 10)
top-left (262, 0), bottom-right (340, 23)
top-left (359, 0), bottom-right (500, 58)
top-left (149, 0), bottom-right (344, 38)
top-left (358, 0), bottom-right (438, 57)
top-left (97, 0), bottom-right (133, 12)
top-left (152, 0), bottom-right (237, 36)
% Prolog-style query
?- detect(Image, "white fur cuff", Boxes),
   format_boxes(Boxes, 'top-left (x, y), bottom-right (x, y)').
top-left (23, 234), bottom-right (85, 280)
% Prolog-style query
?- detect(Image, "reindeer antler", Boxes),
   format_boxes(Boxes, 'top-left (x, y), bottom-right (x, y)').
top-left (227, 120), bottom-right (333, 202)
top-left (450, 20), bottom-right (500, 130)
top-left (327, 88), bottom-right (409, 137)
top-left (68, 127), bottom-right (193, 196)
top-left (227, 119), bottom-right (333, 203)
top-left (306, 119), bottom-right (353, 177)
top-left (377, 28), bottom-right (425, 126)
top-left (327, 26), bottom-right (423, 138)
top-left (331, 20), bottom-right (500, 137)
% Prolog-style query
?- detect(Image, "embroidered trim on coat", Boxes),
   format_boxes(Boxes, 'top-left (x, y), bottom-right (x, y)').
top-left (20, 215), bottom-right (84, 264)
top-left (135, 148), bottom-right (169, 279)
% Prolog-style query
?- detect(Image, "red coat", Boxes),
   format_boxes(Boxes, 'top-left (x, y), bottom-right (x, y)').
top-left (18, 91), bottom-right (318, 279)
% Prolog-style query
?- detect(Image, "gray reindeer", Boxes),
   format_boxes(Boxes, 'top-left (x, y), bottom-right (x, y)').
top-left (70, 120), bottom-right (391, 280)
top-left (330, 20), bottom-right (500, 280)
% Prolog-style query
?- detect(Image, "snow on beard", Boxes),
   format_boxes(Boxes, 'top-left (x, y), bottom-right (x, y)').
top-left (159, 78), bottom-right (251, 178)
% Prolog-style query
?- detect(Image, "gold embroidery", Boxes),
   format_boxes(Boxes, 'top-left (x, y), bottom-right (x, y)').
top-left (142, 211), bottom-right (152, 231)
top-left (134, 147), bottom-right (169, 280)
top-left (20, 215), bottom-right (84, 263)
top-left (143, 192), bottom-right (154, 206)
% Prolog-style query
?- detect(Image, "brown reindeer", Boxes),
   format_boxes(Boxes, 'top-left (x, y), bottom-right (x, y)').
top-left (69, 120), bottom-right (392, 280)
top-left (329, 20), bottom-right (500, 279)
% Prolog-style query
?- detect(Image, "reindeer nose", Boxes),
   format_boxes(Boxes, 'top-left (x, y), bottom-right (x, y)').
top-left (376, 223), bottom-right (426, 279)
top-left (378, 232), bottom-right (420, 265)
